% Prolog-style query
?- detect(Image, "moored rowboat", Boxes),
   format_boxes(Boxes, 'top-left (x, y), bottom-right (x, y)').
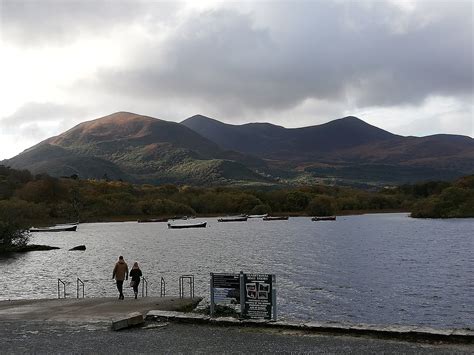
top-left (217, 216), bottom-right (248, 222)
top-left (311, 216), bottom-right (336, 221)
top-left (167, 221), bottom-right (207, 229)
top-left (30, 225), bottom-right (78, 232)
top-left (263, 216), bottom-right (289, 221)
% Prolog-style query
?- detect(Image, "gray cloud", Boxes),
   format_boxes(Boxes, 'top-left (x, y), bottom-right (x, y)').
top-left (0, 102), bottom-right (87, 140)
top-left (82, 1), bottom-right (472, 117)
top-left (0, 0), bottom-right (179, 45)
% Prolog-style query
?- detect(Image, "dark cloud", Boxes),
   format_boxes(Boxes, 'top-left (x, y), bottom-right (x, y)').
top-left (2, 1), bottom-right (472, 126)
top-left (84, 1), bottom-right (472, 116)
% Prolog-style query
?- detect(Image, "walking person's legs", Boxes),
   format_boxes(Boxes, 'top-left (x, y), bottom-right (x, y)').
top-left (133, 281), bottom-right (140, 299)
top-left (117, 280), bottom-right (124, 299)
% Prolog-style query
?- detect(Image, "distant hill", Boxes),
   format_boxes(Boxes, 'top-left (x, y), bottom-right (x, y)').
top-left (3, 112), bottom-right (473, 187)
top-left (181, 115), bottom-right (398, 159)
top-left (182, 115), bottom-right (474, 184)
top-left (4, 112), bottom-right (271, 185)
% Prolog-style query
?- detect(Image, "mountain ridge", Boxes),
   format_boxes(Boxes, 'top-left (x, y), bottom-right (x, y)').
top-left (3, 111), bottom-right (473, 186)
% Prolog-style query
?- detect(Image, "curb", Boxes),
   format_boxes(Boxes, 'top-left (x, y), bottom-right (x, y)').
top-left (146, 310), bottom-right (474, 344)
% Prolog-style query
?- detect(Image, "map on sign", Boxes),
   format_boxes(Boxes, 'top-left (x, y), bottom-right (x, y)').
top-left (245, 282), bottom-right (270, 300)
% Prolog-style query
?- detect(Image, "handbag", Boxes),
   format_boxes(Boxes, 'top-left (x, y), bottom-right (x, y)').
top-left (129, 280), bottom-right (135, 287)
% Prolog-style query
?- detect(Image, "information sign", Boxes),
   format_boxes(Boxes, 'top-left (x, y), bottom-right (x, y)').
top-left (242, 273), bottom-right (273, 320)
top-left (210, 273), bottom-right (240, 305)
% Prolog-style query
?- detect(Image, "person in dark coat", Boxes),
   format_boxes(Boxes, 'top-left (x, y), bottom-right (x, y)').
top-left (129, 262), bottom-right (143, 299)
top-left (112, 256), bottom-right (128, 300)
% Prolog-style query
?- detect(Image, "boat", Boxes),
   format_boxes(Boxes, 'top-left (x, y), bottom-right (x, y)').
top-left (217, 216), bottom-right (248, 222)
top-left (167, 221), bottom-right (207, 229)
top-left (263, 216), bottom-right (289, 221)
top-left (55, 221), bottom-right (80, 226)
top-left (30, 225), bottom-right (78, 232)
top-left (247, 214), bottom-right (268, 218)
top-left (311, 216), bottom-right (336, 221)
top-left (137, 218), bottom-right (168, 223)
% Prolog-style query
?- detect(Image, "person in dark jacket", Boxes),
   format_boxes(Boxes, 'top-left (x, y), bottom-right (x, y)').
top-left (129, 262), bottom-right (143, 299)
top-left (112, 256), bottom-right (128, 300)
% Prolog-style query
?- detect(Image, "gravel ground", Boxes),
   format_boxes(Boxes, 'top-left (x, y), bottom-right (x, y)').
top-left (1, 320), bottom-right (472, 354)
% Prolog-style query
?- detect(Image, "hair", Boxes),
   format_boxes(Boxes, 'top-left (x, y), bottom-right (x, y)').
top-left (119, 256), bottom-right (124, 260)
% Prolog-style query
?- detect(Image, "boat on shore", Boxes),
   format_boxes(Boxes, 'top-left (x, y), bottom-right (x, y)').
top-left (263, 216), bottom-right (289, 221)
top-left (167, 221), bottom-right (207, 229)
top-left (217, 216), bottom-right (248, 222)
top-left (312, 216), bottom-right (336, 221)
top-left (138, 218), bottom-right (168, 223)
top-left (30, 225), bottom-right (78, 232)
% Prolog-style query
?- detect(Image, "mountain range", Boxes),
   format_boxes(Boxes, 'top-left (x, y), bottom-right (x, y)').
top-left (3, 112), bottom-right (473, 187)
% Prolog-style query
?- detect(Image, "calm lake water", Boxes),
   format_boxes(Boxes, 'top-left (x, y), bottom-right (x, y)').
top-left (1, 213), bottom-right (472, 329)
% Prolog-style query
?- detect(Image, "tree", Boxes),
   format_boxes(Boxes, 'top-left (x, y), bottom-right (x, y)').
top-left (307, 195), bottom-right (335, 216)
top-left (0, 200), bottom-right (32, 252)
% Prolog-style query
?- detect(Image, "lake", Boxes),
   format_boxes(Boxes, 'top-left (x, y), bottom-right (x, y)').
top-left (1, 213), bottom-right (472, 329)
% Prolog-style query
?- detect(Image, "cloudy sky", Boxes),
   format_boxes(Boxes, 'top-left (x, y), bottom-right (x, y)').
top-left (0, 0), bottom-right (472, 159)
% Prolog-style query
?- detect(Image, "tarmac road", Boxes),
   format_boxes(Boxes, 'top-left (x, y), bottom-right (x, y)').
top-left (0, 297), bottom-right (472, 354)
top-left (1, 319), bottom-right (472, 354)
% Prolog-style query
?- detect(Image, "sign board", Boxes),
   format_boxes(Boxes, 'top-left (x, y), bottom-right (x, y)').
top-left (210, 271), bottom-right (276, 320)
top-left (210, 273), bottom-right (240, 305)
top-left (241, 273), bottom-right (274, 320)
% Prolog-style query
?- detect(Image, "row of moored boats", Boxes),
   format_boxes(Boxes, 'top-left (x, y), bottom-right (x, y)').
top-left (28, 215), bottom-right (337, 232)
top-left (166, 215), bottom-right (336, 229)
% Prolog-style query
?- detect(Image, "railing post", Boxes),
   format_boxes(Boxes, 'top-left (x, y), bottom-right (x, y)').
top-left (179, 275), bottom-right (194, 298)
top-left (57, 279), bottom-right (66, 299)
top-left (141, 277), bottom-right (148, 297)
top-left (76, 278), bottom-right (84, 298)
top-left (160, 277), bottom-right (166, 297)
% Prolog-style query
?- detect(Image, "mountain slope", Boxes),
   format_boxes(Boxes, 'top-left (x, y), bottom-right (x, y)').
top-left (4, 112), bottom-right (473, 186)
top-left (182, 115), bottom-right (398, 159)
top-left (182, 115), bottom-right (474, 184)
top-left (5, 112), bottom-right (271, 185)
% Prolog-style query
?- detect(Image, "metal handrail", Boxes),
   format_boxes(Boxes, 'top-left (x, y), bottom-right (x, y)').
top-left (160, 277), bottom-right (166, 297)
top-left (77, 278), bottom-right (84, 298)
top-left (141, 277), bottom-right (148, 297)
top-left (57, 278), bottom-right (66, 299)
top-left (179, 275), bottom-right (194, 298)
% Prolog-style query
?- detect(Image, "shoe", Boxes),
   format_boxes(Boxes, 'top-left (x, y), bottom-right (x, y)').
top-left (134, 293), bottom-right (137, 299)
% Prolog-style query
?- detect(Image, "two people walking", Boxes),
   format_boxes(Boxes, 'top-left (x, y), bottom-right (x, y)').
top-left (112, 256), bottom-right (142, 300)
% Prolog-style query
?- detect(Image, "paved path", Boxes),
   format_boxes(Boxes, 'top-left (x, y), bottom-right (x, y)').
top-left (1, 320), bottom-right (472, 354)
top-left (0, 297), bottom-right (200, 322)
top-left (0, 298), bottom-right (472, 354)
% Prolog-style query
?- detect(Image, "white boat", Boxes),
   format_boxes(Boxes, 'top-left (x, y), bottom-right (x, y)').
top-left (30, 225), bottom-right (78, 232)
top-left (247, 214), bottom-right (268, 218)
